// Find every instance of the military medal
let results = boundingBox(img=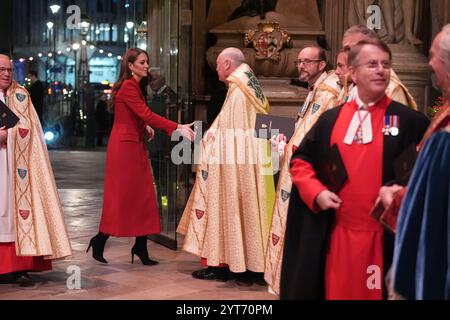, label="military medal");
[389,115,399,136]
[383,115,399,136]
[383,115,390,135]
